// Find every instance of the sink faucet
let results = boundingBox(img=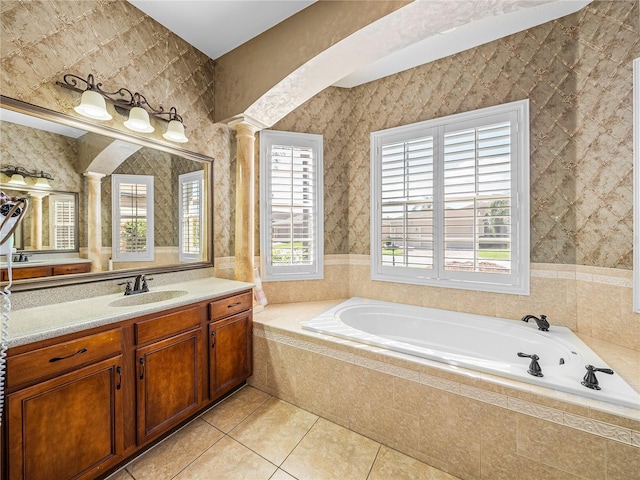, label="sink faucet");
[118,274,153,295]
[521,314,550,331]
[12,252,30,262]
